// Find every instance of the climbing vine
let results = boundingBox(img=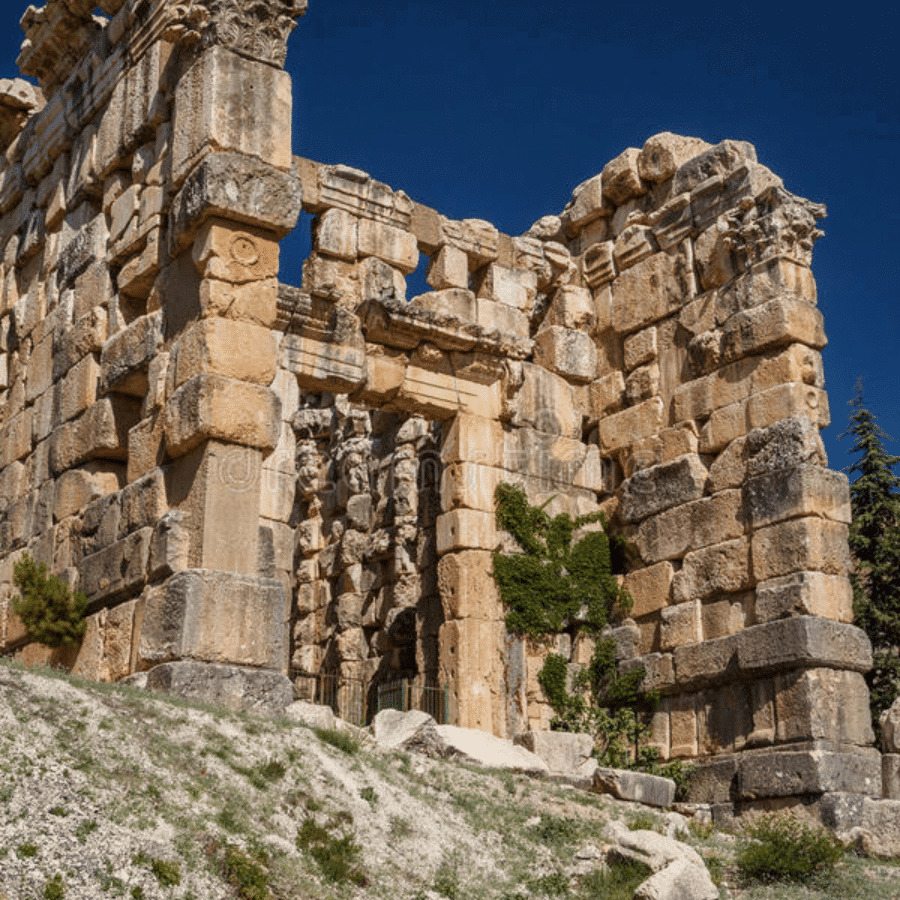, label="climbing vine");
[492,483,693,794]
